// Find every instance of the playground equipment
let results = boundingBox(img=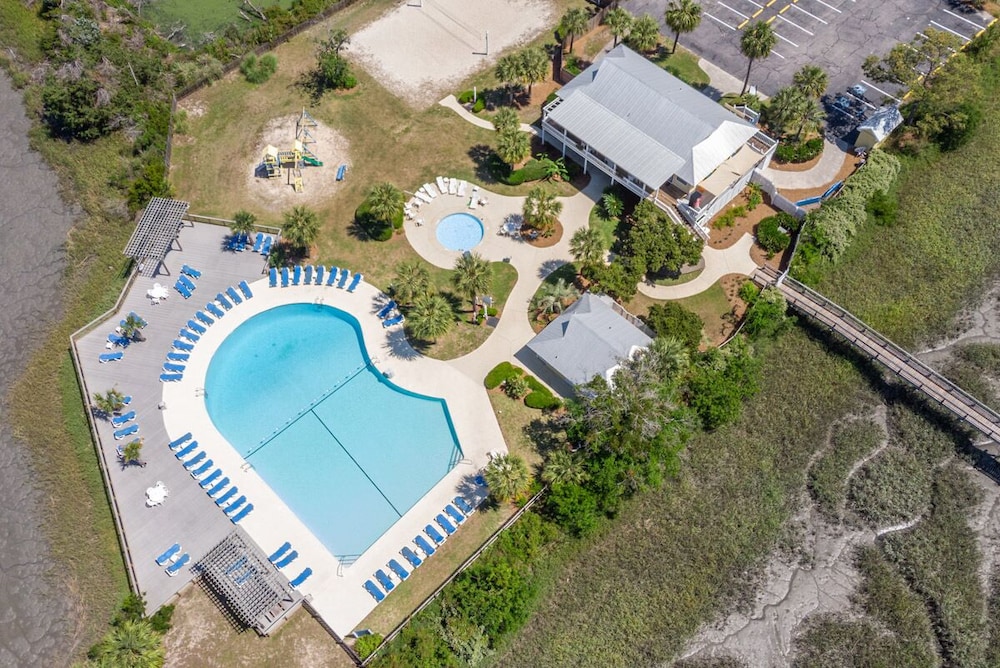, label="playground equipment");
[259,109,323,193]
